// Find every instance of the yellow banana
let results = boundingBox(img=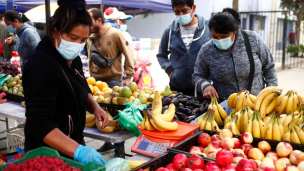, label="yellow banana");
[293,93,299,112]
[276,95,288,115]
[254,87,276,111]
[145,114,156,131]
[283,112,294,132]
[85,119,96,127]
[265,116,273,140]
[199,112,209,130]
[127,161,147,169]
[152,91,162,115]
[212,99,224,127]
[205,119,212,131]
[235,112,241,132]
[149,115,168,132]
[140,114,146,130]
[294,126,304,144]
[236,92,245,111]
[279,119,285,139]
[249,94,257,104]
[229,116,241,135]
[283,129,291,142]
[276,94,285,106]
[293,115,300,125]
[156,103,175,122]
[215,99,228,120]
[197,117,203,126]
[260,92,279,119]
[298,94,304,104]
[233,96,239,109]
[152,115,178,131]
[291,126,301,144]
[247,107,254,119]
[286,91,294,115]
[298,115,304,125]
[257,112,267,139]
[252,112,261,138]
[86,114,96,123]
[211,114,220,132]
[243,107,249,133]
[243,93,250,107]
[99,125,120,133]
[263,113,273,126]
[272,116,281,141]
[246,112,254,134]
[266,97,278,115]
[280,115,287,125]
[228,93,238,108]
